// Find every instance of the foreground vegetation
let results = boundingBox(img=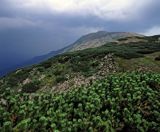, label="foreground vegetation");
[0,72,160,131]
